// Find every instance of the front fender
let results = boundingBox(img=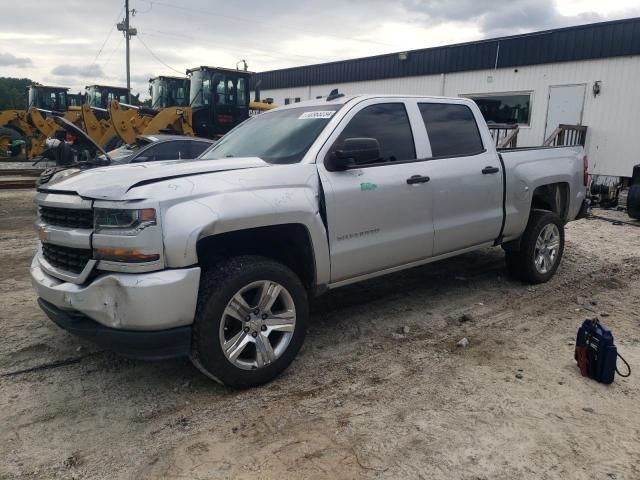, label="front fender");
[160,183,330,286]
